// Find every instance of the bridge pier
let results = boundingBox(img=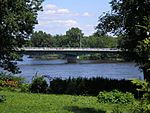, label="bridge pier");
[66,54,79,63]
